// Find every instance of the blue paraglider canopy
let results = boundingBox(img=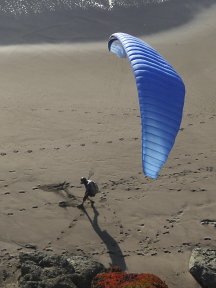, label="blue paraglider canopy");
[108,33,185,179]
